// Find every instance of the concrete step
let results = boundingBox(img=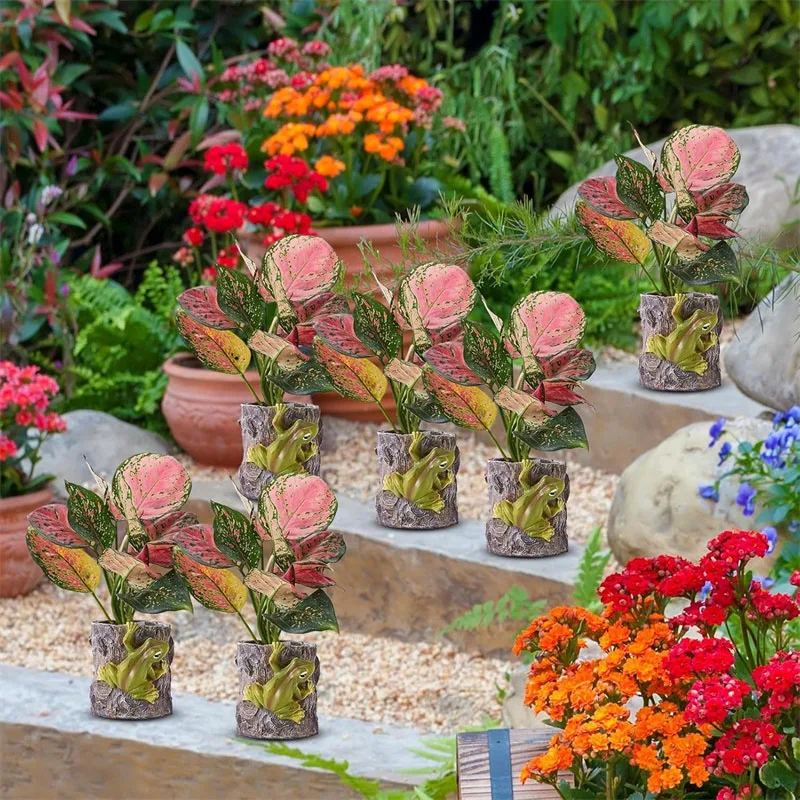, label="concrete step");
[0,665,430,800]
